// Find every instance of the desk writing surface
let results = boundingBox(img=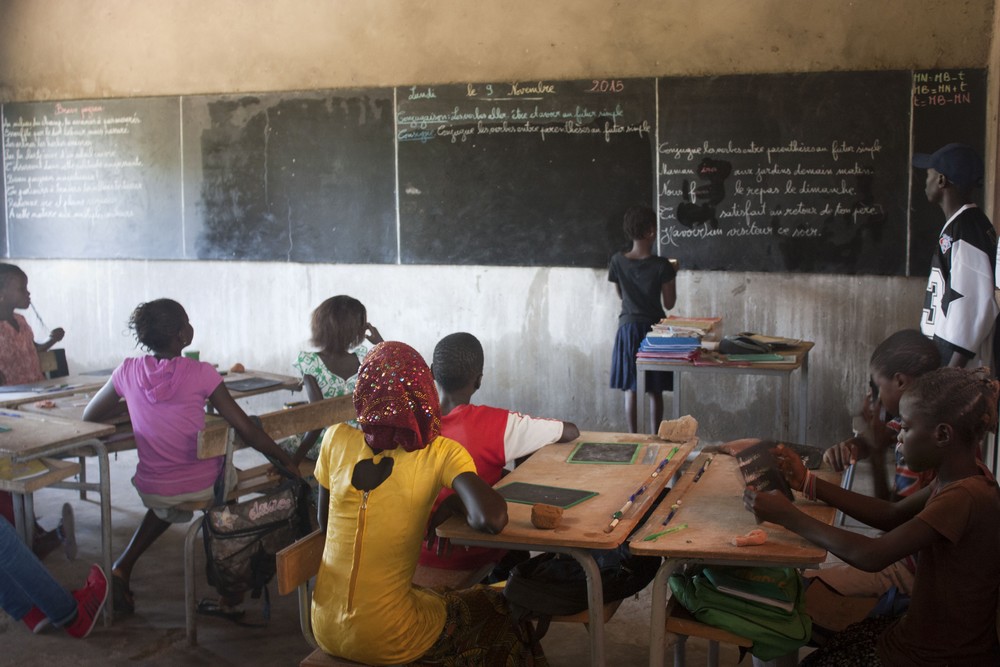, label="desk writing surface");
[0,409,115,459]
[437,432,697,551]
[630,452,836,564]
[14,392,131,426]
[0,375,111,408]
